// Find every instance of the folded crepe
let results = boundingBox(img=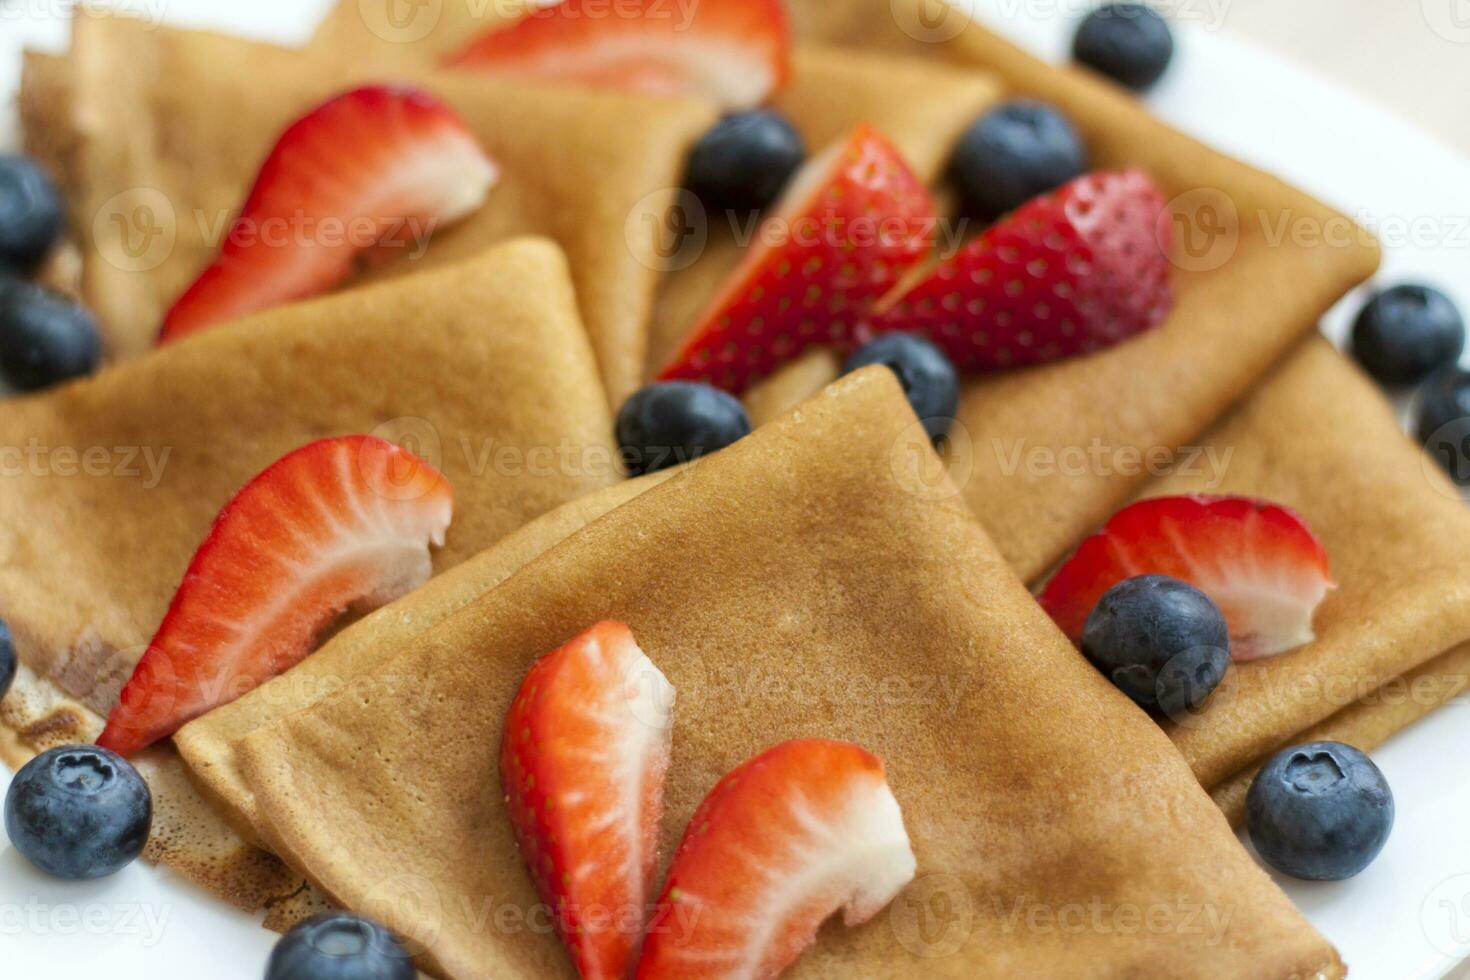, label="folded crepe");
[309,0,1380,581]
[22,11,716,405]
[1127,338,1470,824]
[175,470,675,841]
[0,237,620,912]
[238,369,1342,979]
